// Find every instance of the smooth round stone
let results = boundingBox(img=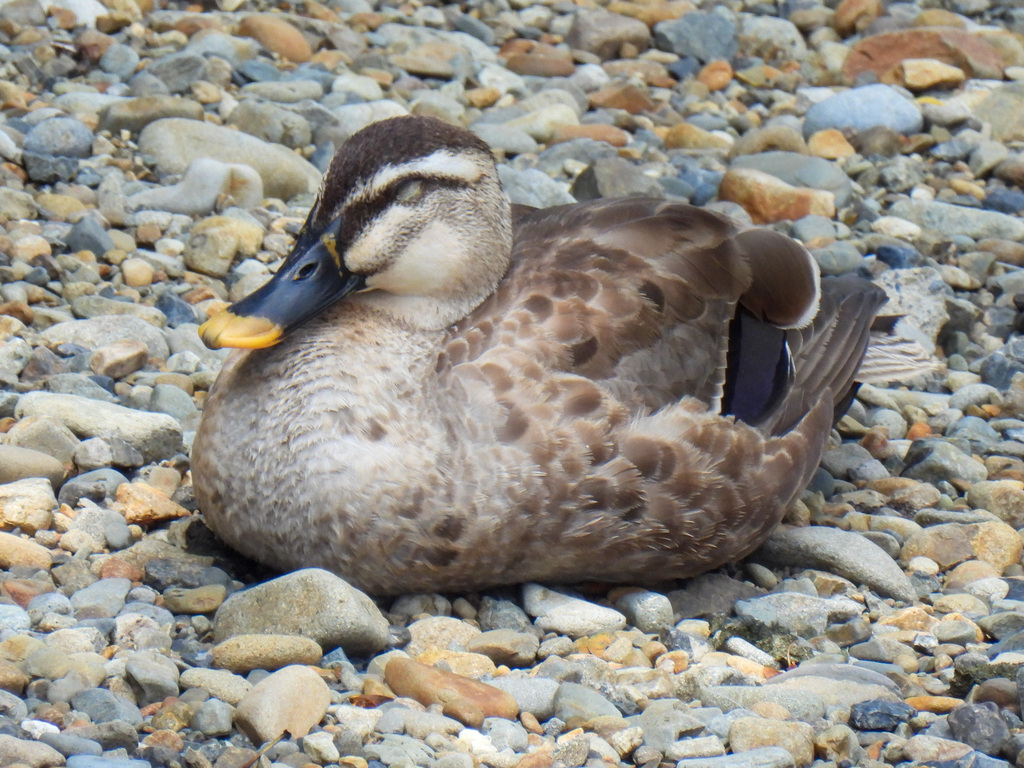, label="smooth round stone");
[0,445,64,488]
[806,84,923,139]
[23,117,94,158]
[233,665,330,744]
[99,44,140,78]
